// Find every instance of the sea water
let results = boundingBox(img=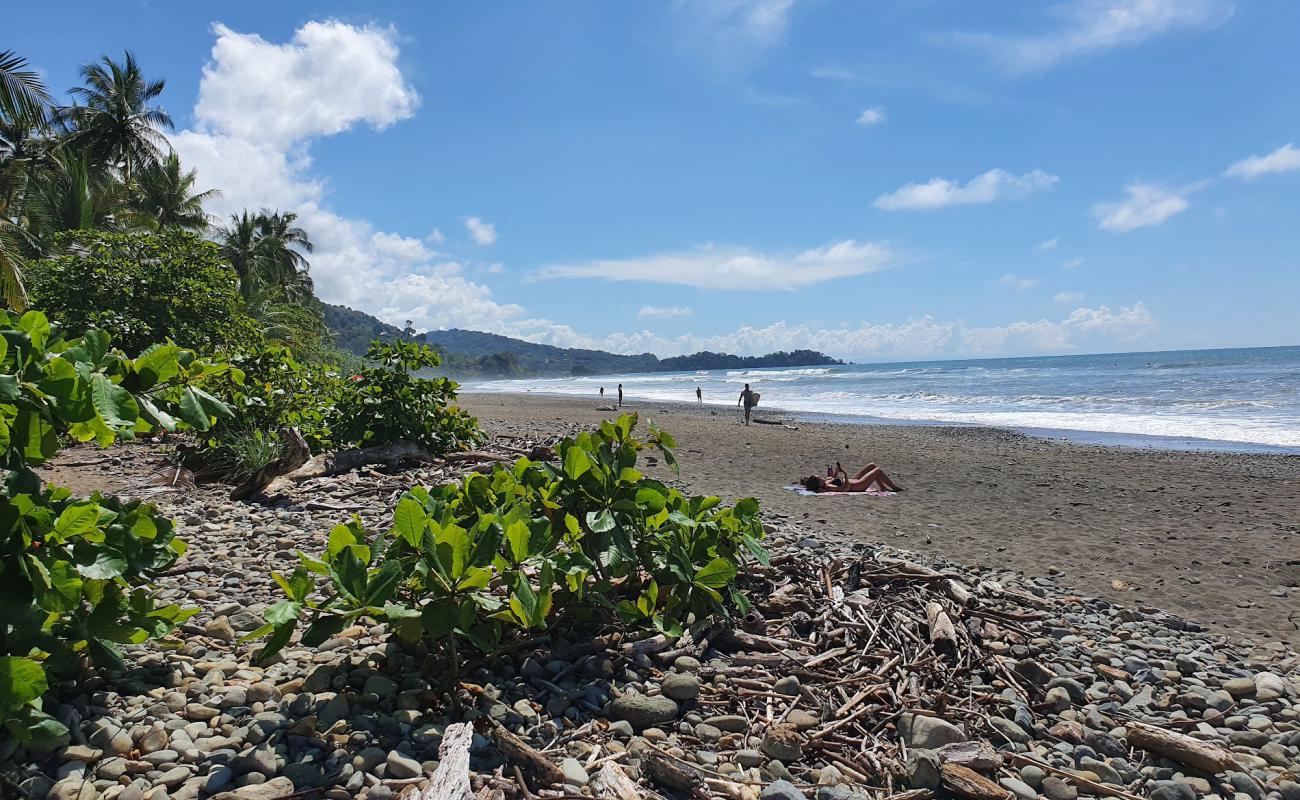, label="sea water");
[463,346,1300,452]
